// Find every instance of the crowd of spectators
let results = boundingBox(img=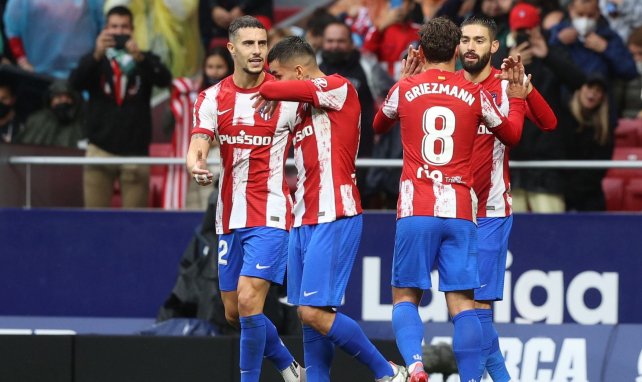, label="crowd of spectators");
[1,0,641,212]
